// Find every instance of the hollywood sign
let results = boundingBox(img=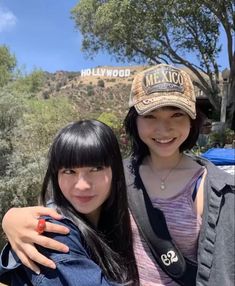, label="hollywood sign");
[81,68,131,78]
